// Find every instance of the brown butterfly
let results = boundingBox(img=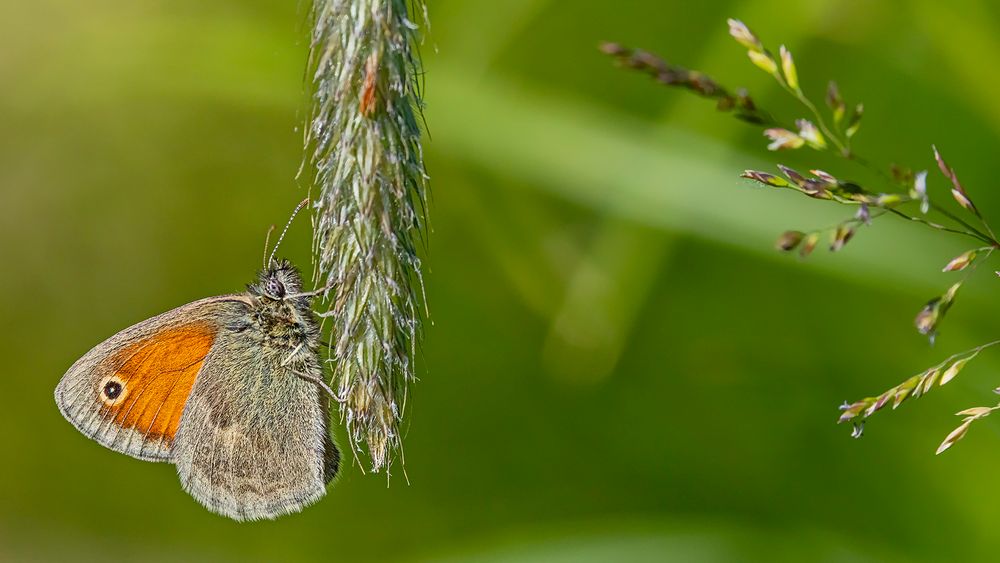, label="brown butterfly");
[55,255,340,522]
